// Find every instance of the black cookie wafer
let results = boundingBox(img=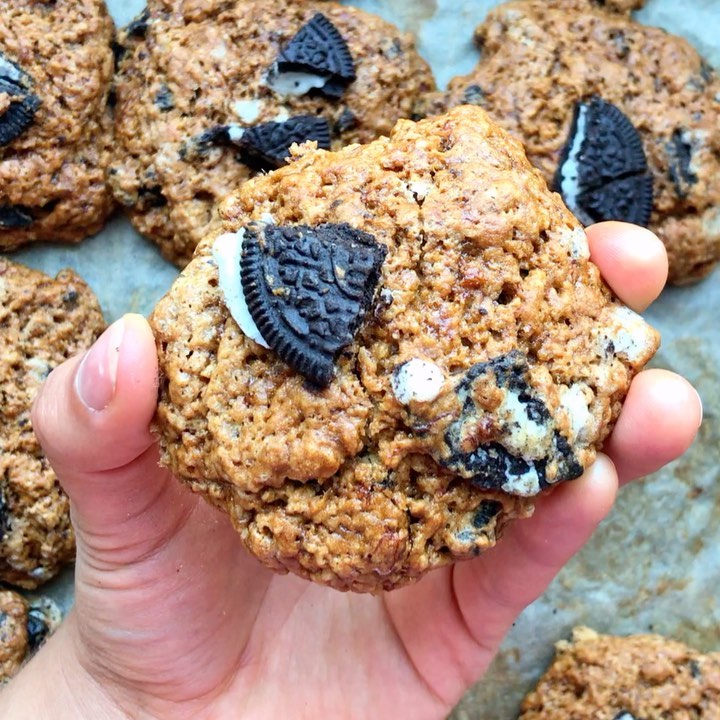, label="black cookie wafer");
[274,13,356,99]
[0,205,33,229]
[555,96,653,227]
[240,222,387,387]
[440,351,583,496]
[239,116,332,170]
[0,52,41,147]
